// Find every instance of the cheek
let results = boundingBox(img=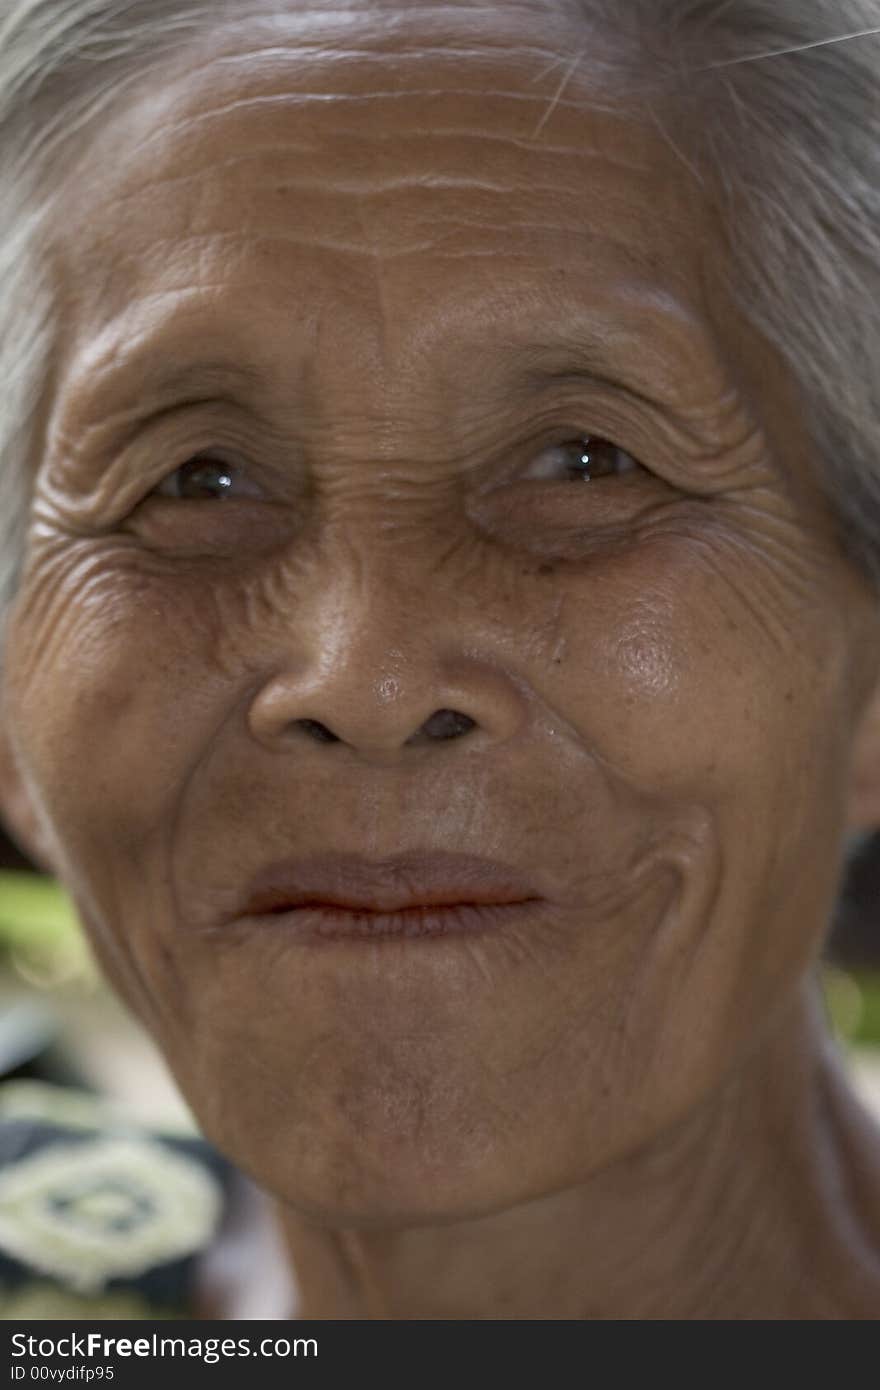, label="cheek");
[3,542,278,1042]
[547,533,855,1000]
[1,547,233,890]
[579,534,855,966]
[551,536,844,809]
